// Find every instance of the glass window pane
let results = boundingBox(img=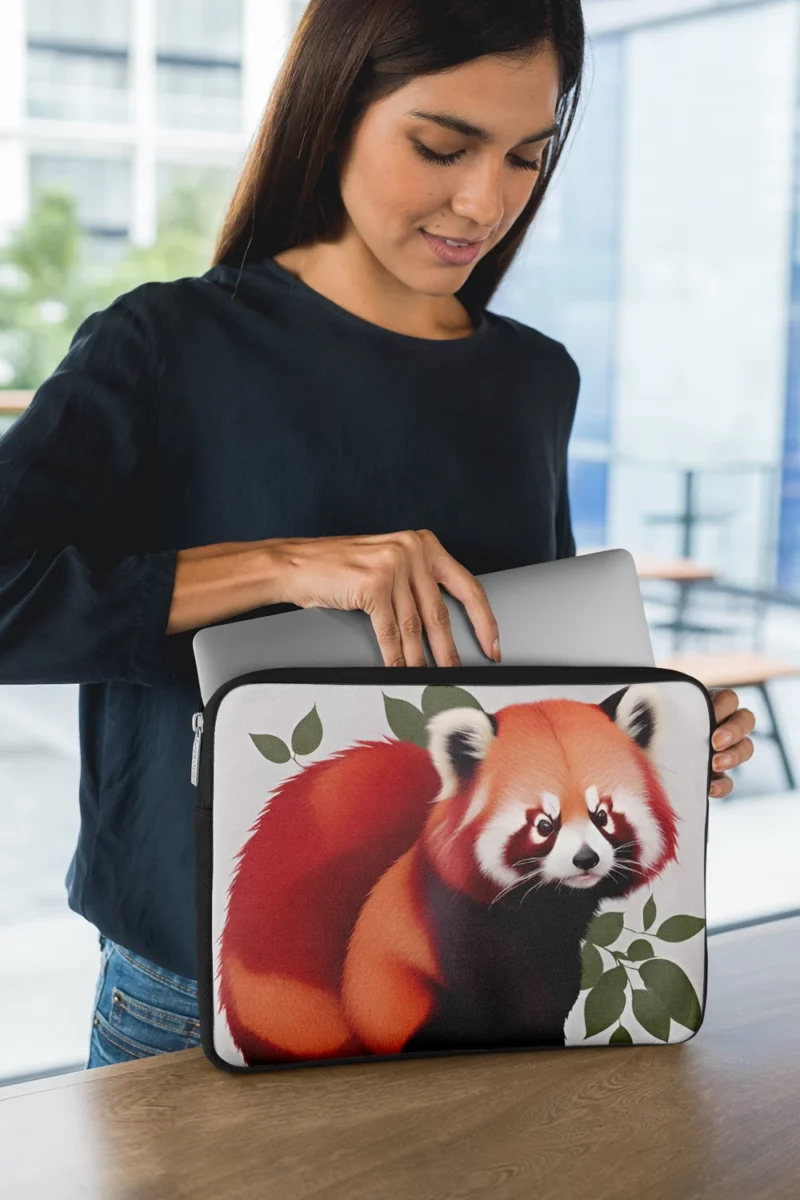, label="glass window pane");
[29,155,131,236]
[156,62,241,131]
[27,0,130,49]
[27,47,130,122]
[156,0,241,59]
